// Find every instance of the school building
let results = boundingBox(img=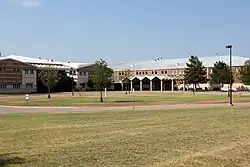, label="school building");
[0,54,249,93]
[110,55,249,91]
